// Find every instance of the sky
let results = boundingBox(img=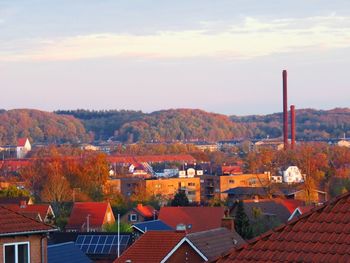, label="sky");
[1,0,350,115]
